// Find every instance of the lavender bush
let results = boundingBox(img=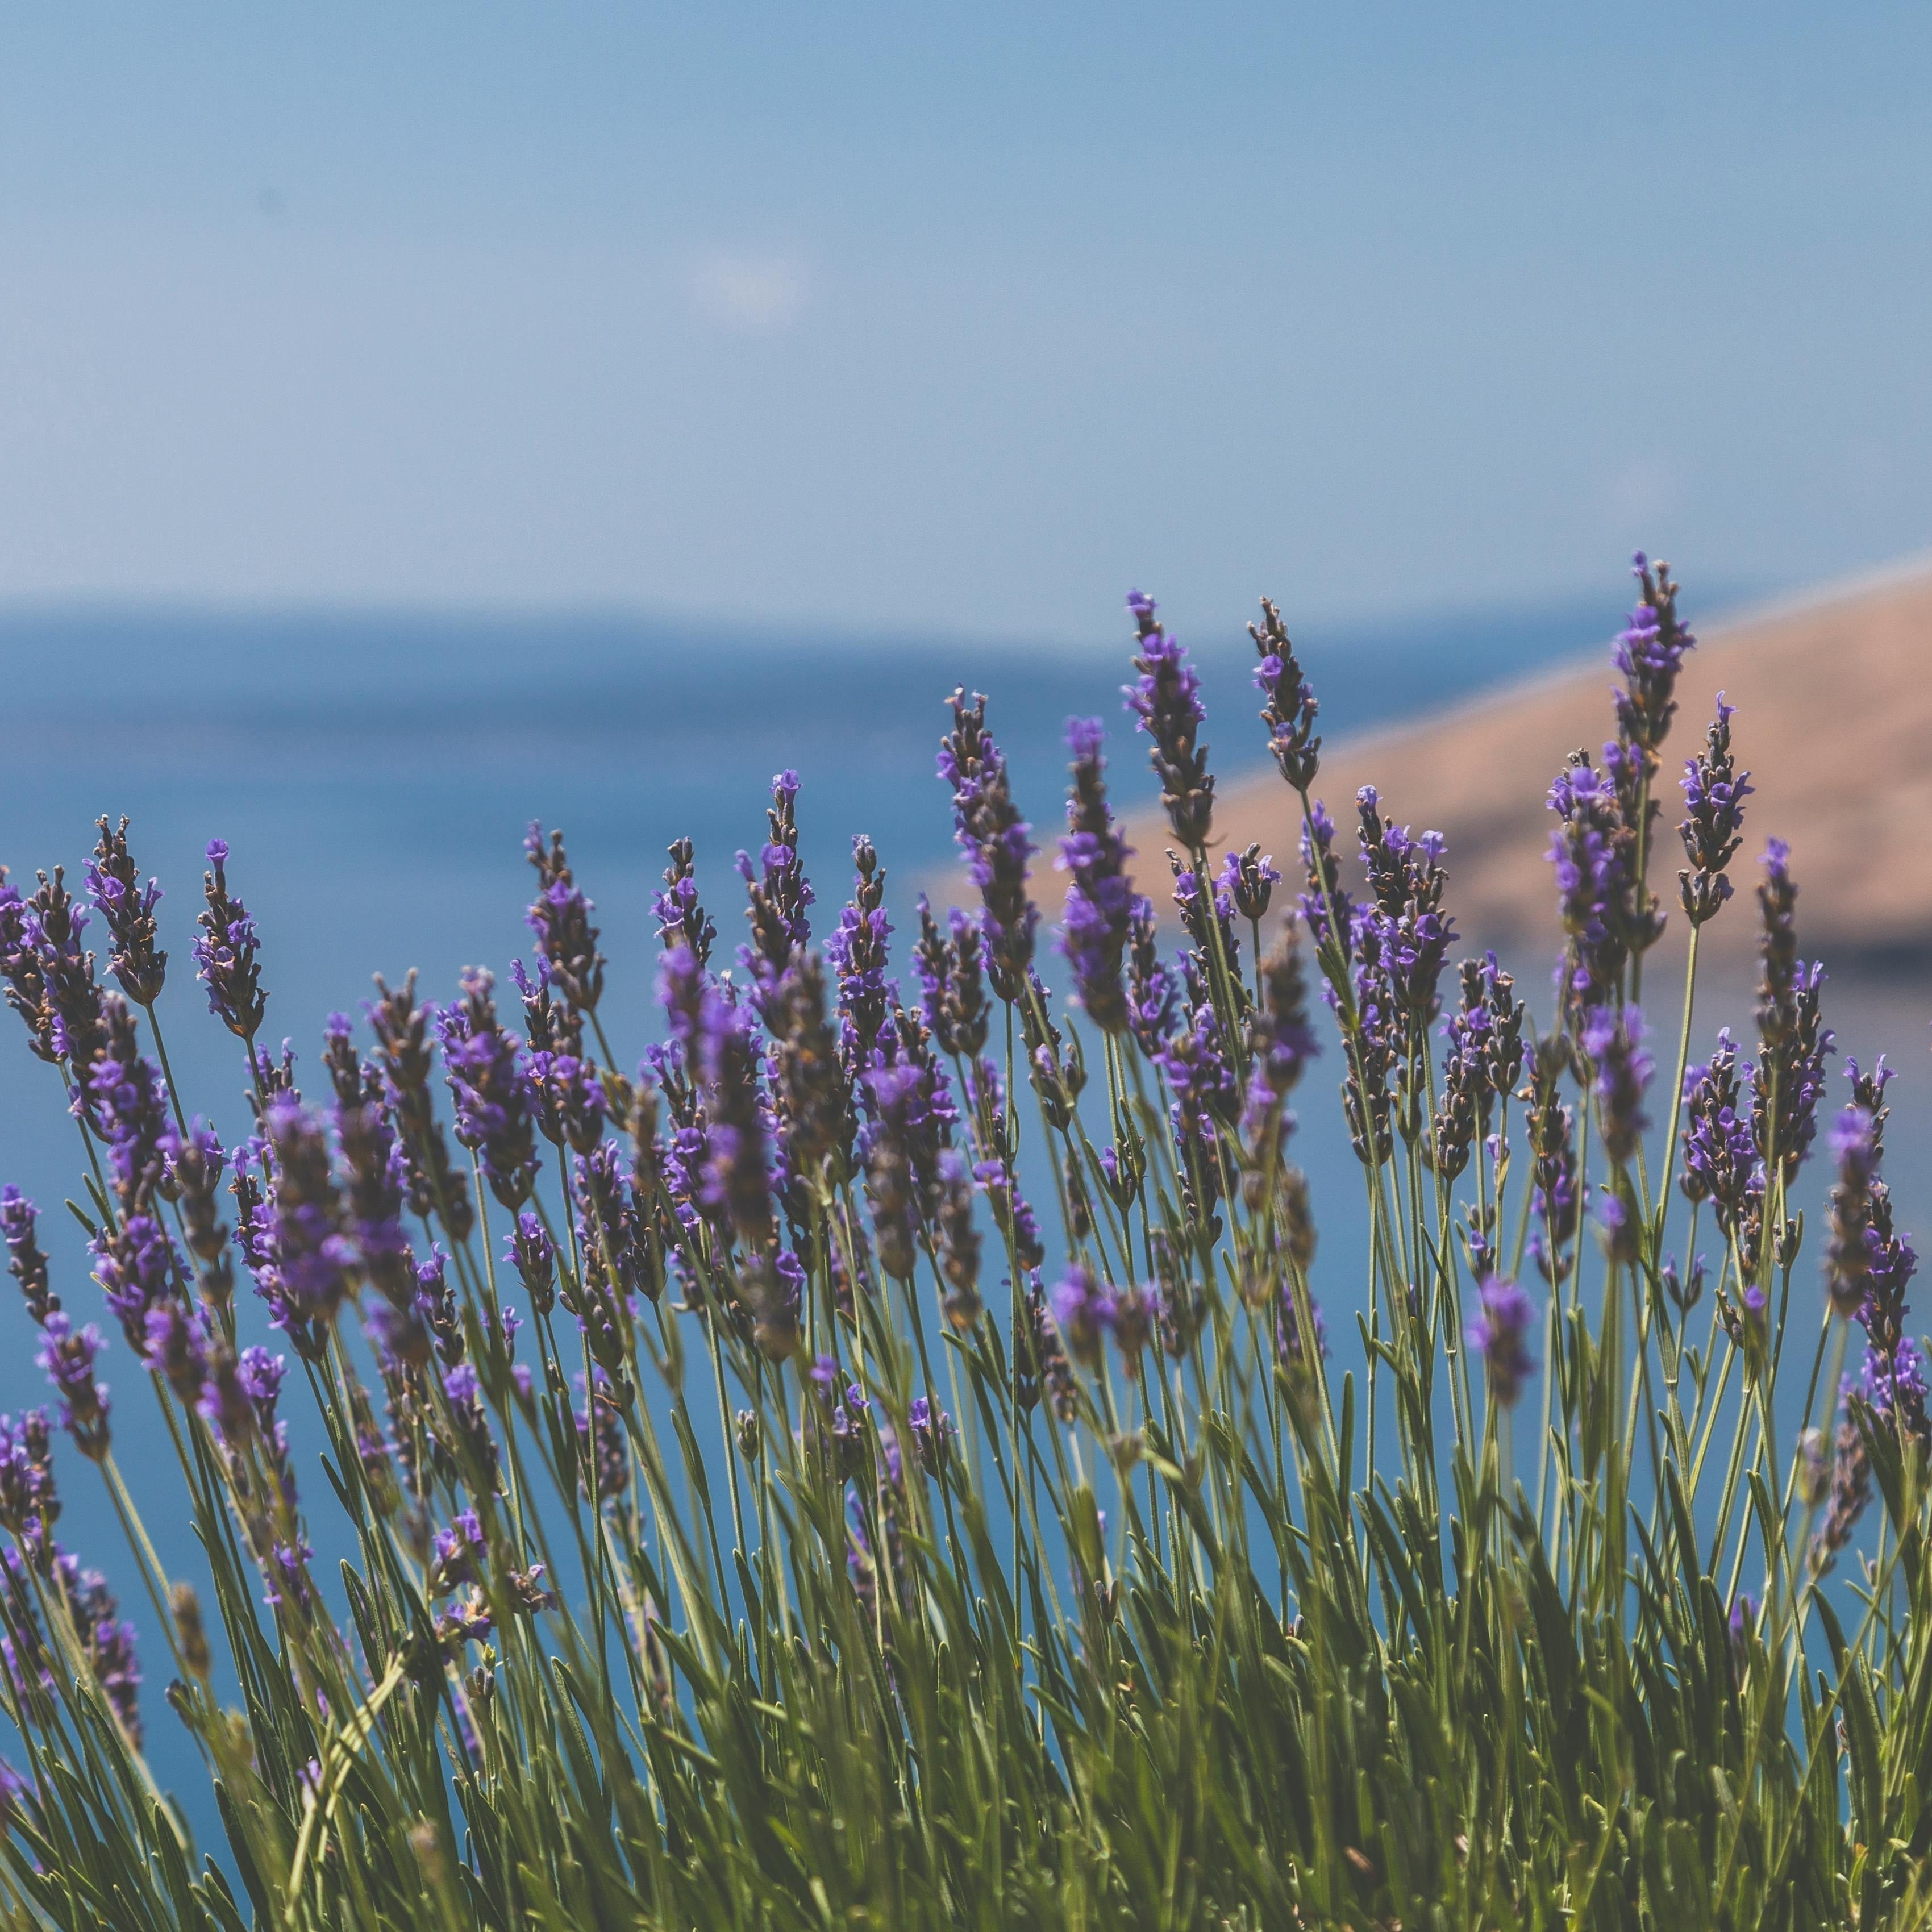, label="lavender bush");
[0,554,1921,1927]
